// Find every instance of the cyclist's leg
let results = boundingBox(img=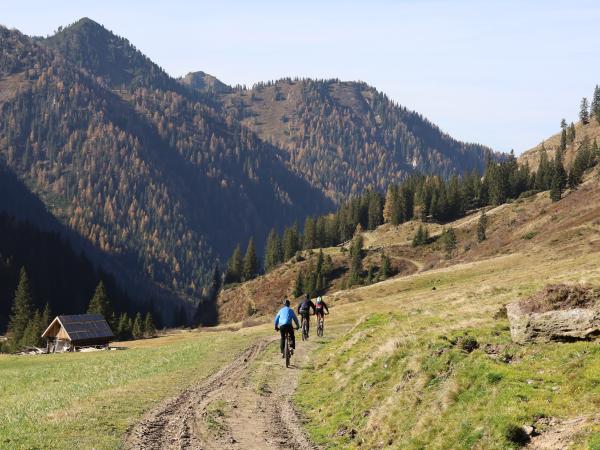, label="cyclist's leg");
[290,326,296,350]
[279,325,287,355]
